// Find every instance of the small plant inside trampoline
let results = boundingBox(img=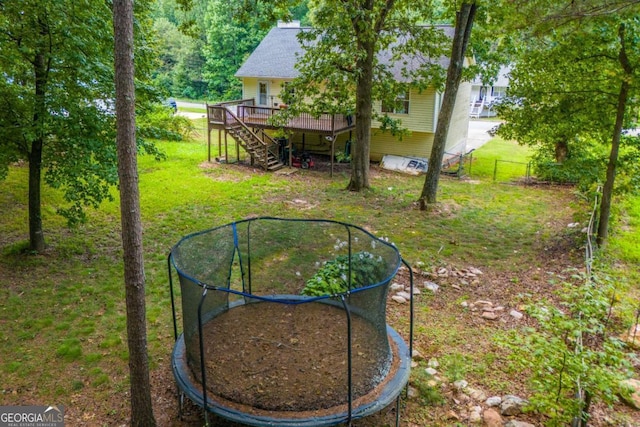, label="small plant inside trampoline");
[301,250,387,296]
